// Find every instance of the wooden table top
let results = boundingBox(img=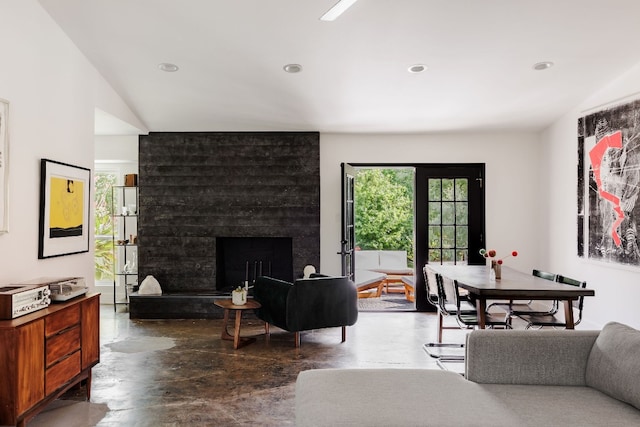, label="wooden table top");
[0,292,101,329]
[426,265,594,299]
[214,299,261,310]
